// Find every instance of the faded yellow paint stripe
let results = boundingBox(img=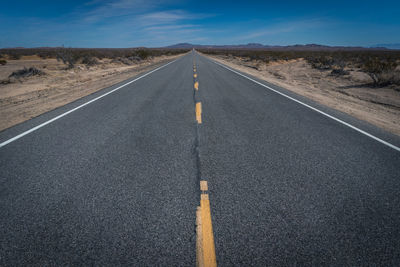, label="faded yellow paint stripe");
[200,194,217,267]
[196,181,217,267]
[194,73,198,78]
[196,102,202,124]
[196,206,204,267]
[194,81,199,91]
[200,180,208,191]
